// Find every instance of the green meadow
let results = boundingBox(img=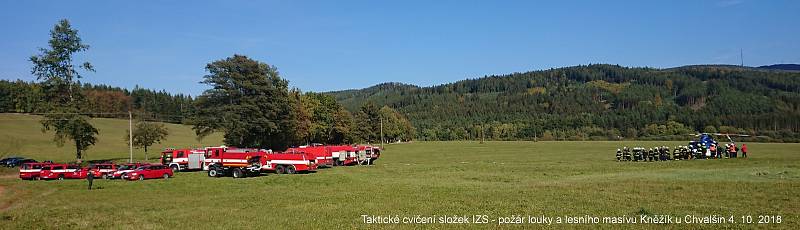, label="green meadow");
[0,114,798,229]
